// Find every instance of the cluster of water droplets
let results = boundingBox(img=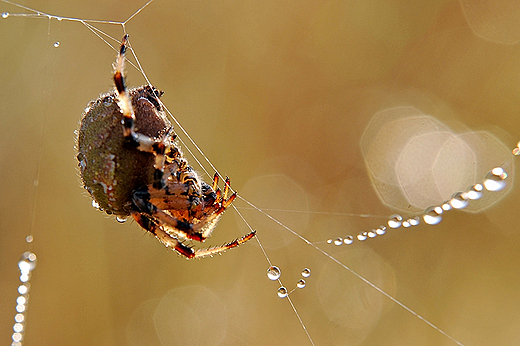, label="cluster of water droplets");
[267,266,311,298]
[327,166,509,246]
[12,251,37,346]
